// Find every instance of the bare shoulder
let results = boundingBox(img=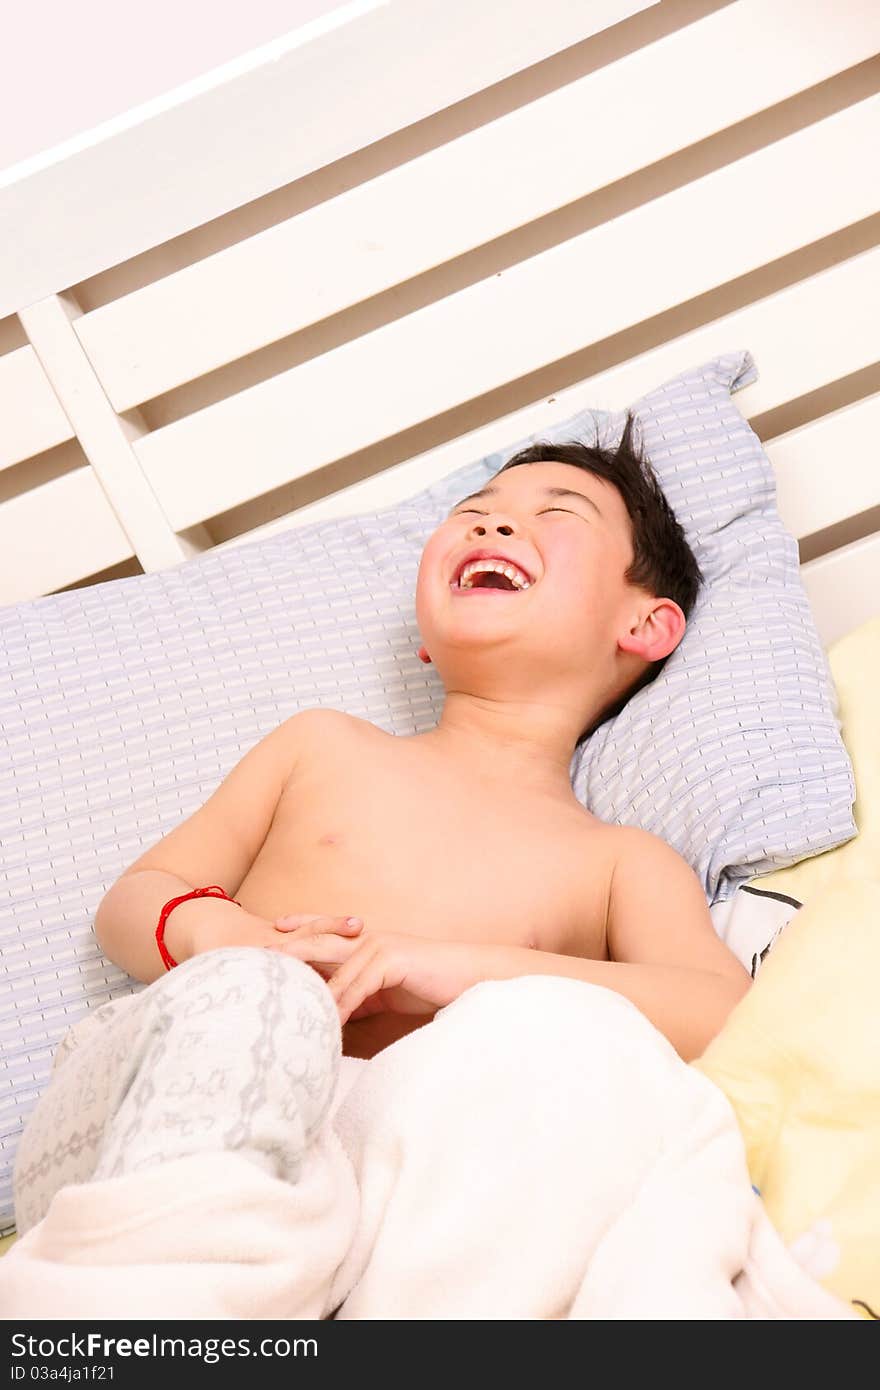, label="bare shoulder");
[577,819,683,880]
[287,705,353,726]
[284,705,371,739]
[281,706,381,765]
[604,823,691,872]
[603,822,708,910]
[599,822,749,983]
